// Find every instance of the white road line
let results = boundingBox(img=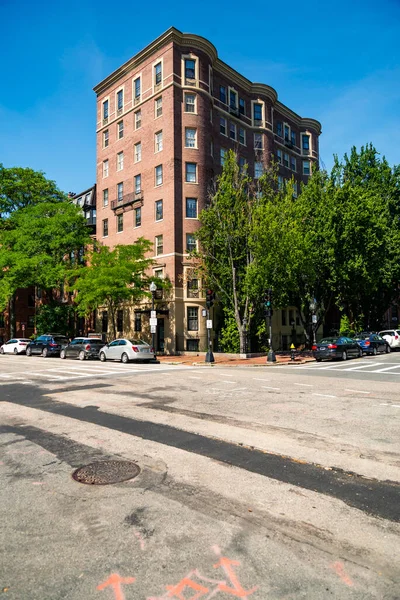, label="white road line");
[220,381,236,384]
[380,403,400,408]
[313,393,337,398]
[262,386,281,390]
[345,389,371,394]
[294,383,313,387]
[337,362,385,371]
[253,378,277,382]
[316,363,350,370]
[368,365,400,373]
[0,374,13,378]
